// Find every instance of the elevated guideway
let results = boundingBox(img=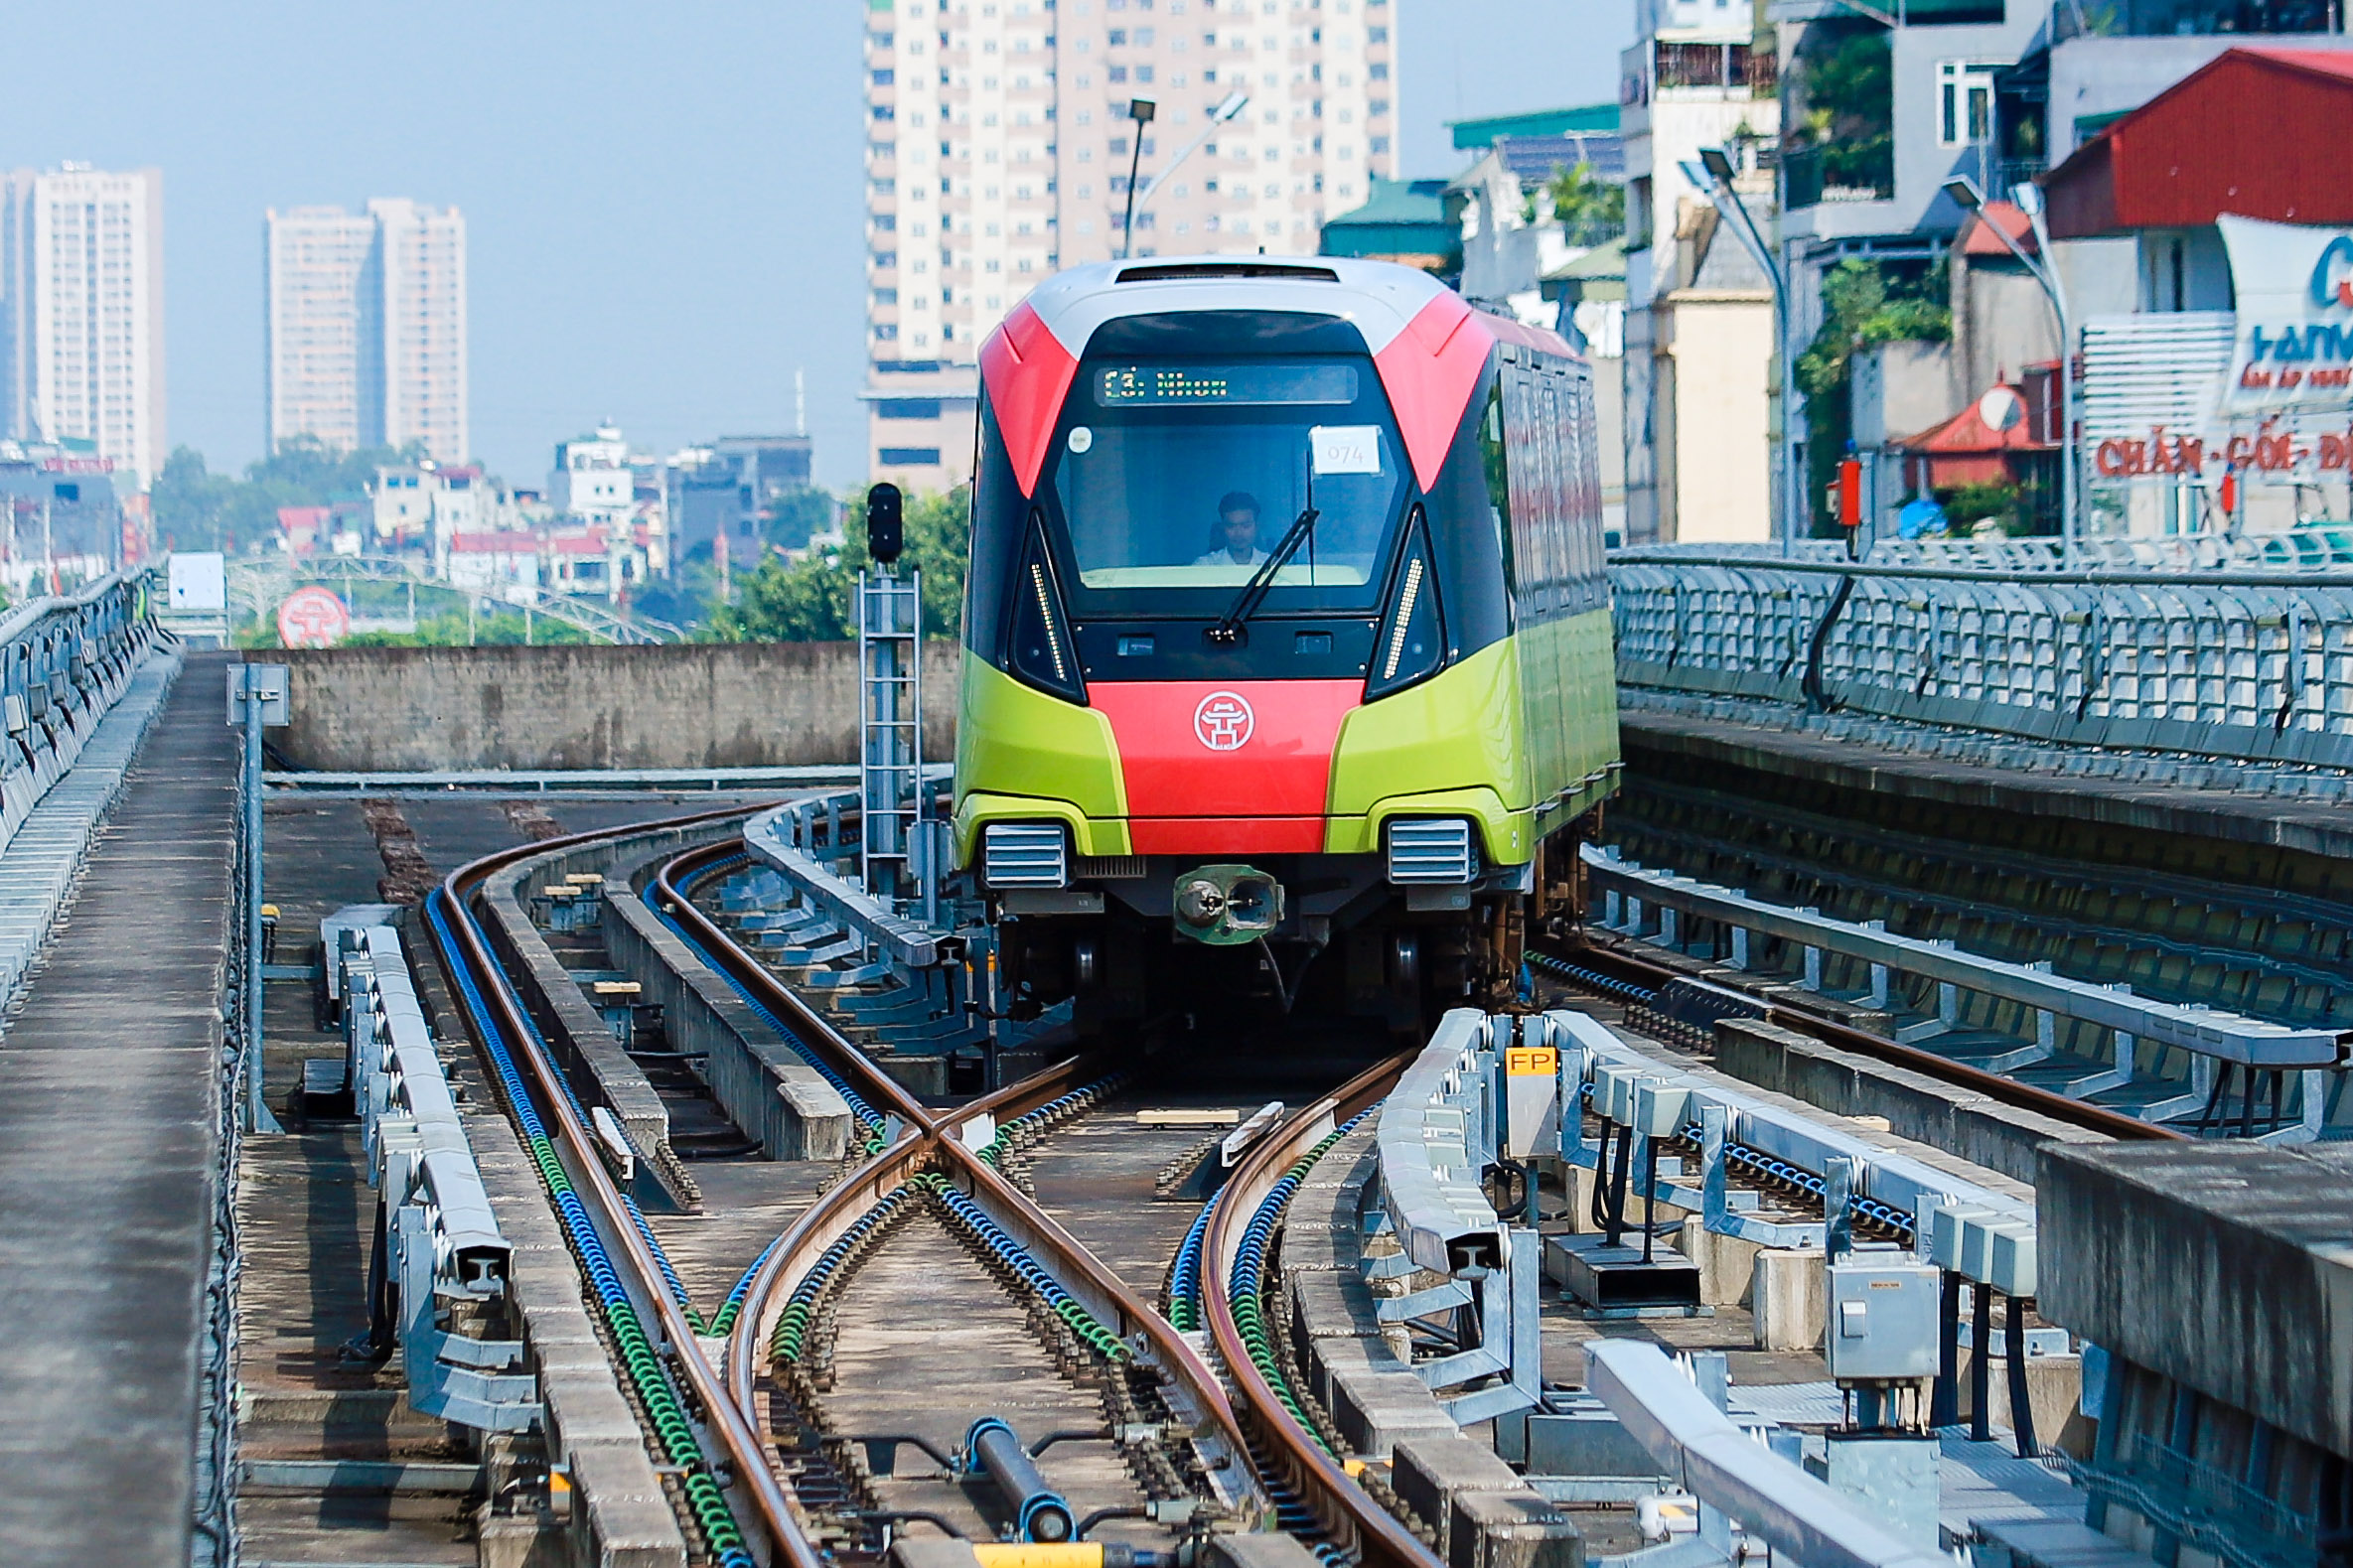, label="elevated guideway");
[0,644,238,1566]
